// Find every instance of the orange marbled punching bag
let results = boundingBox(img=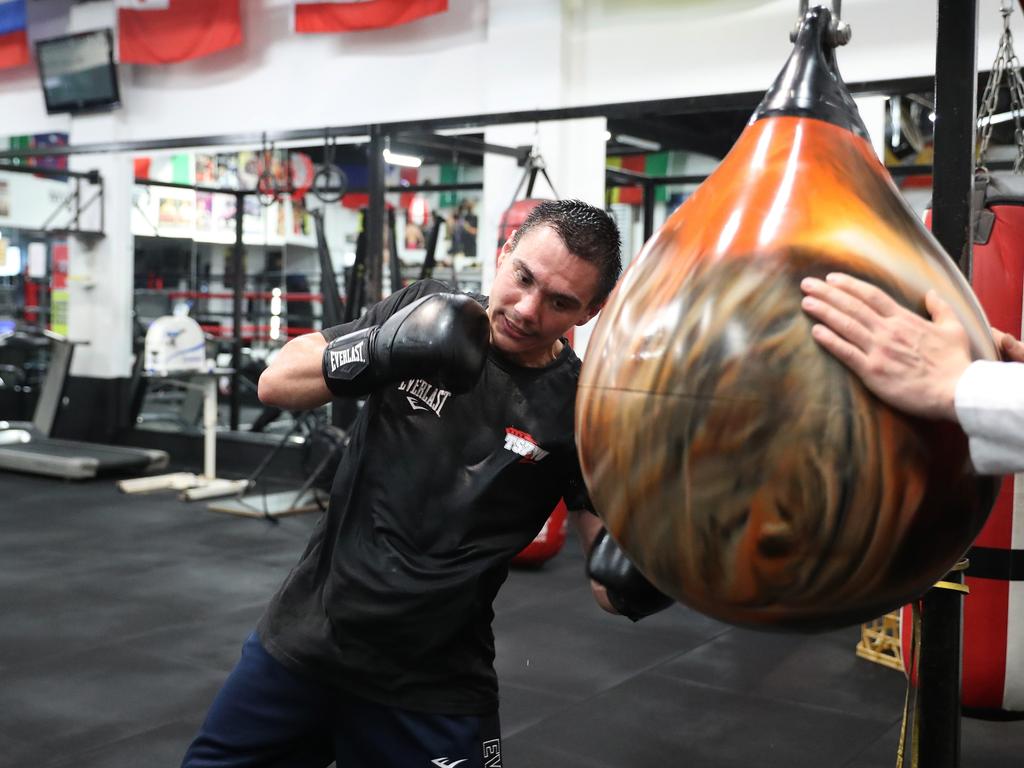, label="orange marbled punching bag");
[575,6,1000,631]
